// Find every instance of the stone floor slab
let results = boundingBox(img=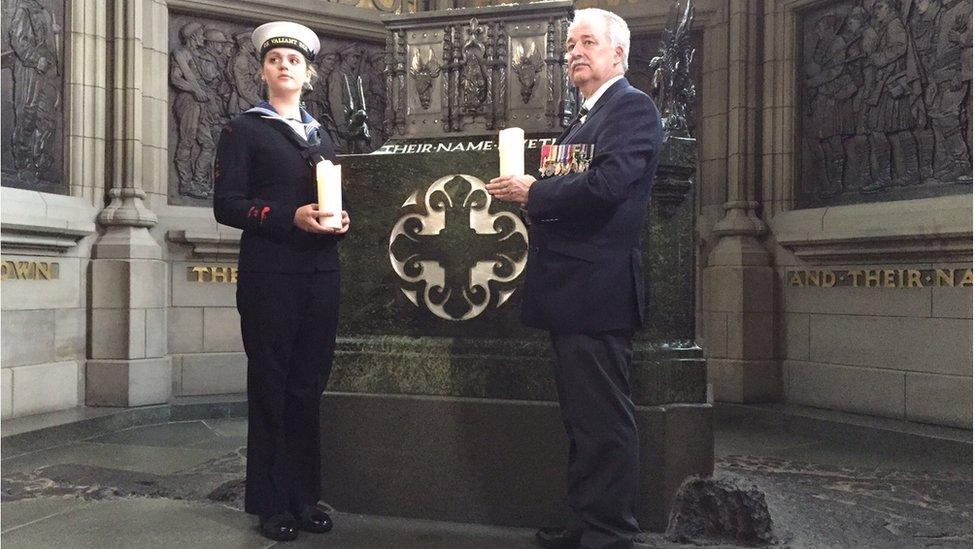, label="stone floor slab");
[0,402,970,548]
[187,435,247,453]
[0,498,272,549]
[769,439,971,475]
[714,425,822,456]
[0,498,93,534]
[86,421,220,448]
[202,418,247,438]
[289,512,538,549]
[2,442,231,476]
